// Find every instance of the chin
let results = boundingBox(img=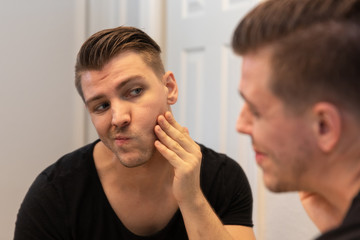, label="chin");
[115,149,155,168]
[121,160,148,168]
[263,175,293,193]
[116,154,148,168]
